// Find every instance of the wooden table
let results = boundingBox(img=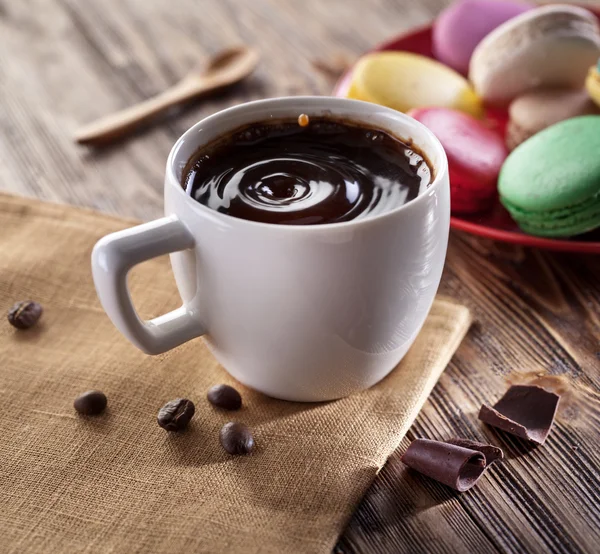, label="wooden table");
[2,1,599,552]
